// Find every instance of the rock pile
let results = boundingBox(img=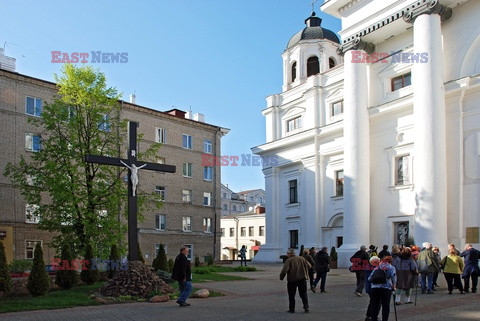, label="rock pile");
[100,261,174,298]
